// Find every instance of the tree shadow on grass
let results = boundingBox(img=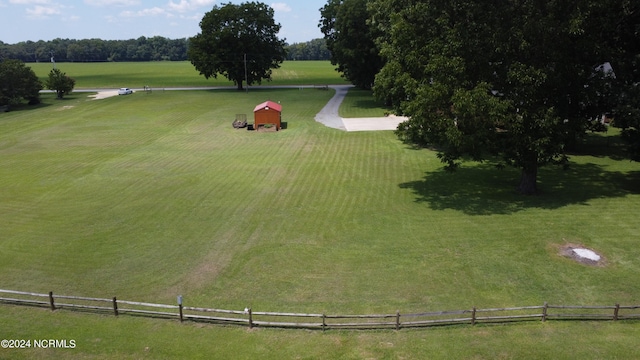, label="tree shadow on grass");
[569,132,629,161]
[350,99,391,112]
[204,87,305,95]
[399,163,640,215]
[1,99,55,114]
